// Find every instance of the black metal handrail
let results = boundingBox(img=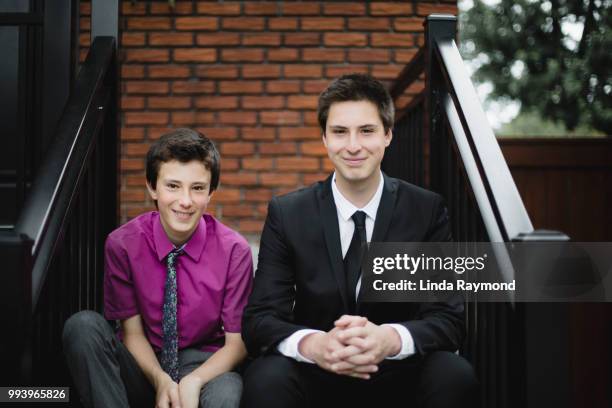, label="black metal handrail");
[0,36,118,385]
